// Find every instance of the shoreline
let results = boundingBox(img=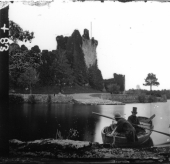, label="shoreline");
[70,93,125,105]
[4,138,170,163]
[9,92,167,105]
[9,93,125,105]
